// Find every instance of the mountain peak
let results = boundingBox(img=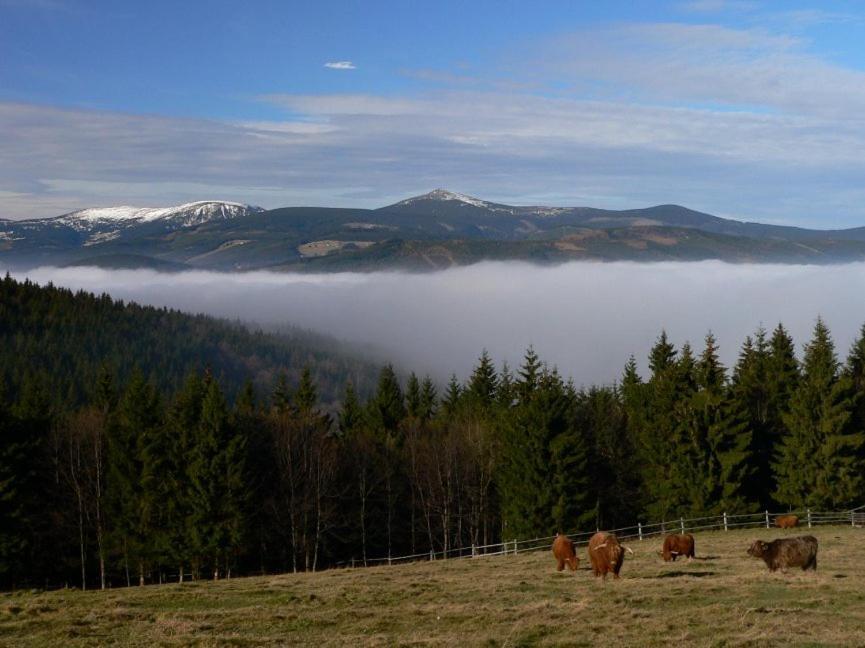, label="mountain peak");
[393,189,492,208]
